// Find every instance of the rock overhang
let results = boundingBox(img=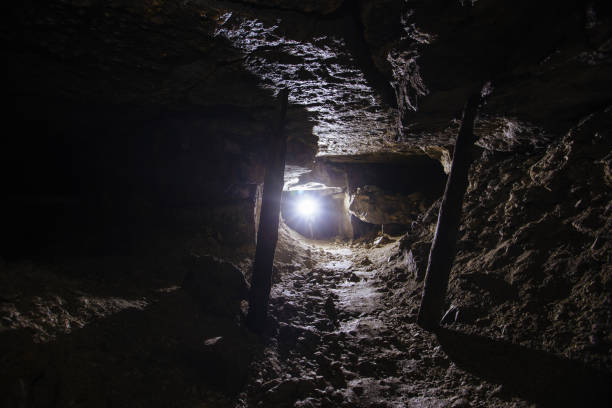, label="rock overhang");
[3,0,611,178]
